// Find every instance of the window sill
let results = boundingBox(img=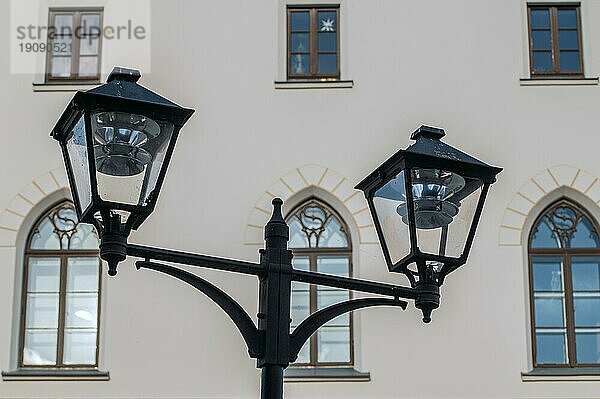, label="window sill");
[522,368,600,382]
[520,77,599,86]
[284,367,370,382]
[274,80,354,90]
[2,369,110,381]
[32,82,100,92]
